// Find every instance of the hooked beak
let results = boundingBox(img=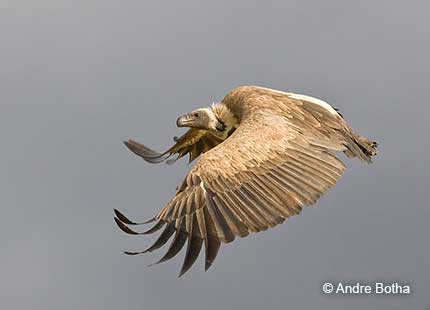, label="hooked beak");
[176,114,193,127]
